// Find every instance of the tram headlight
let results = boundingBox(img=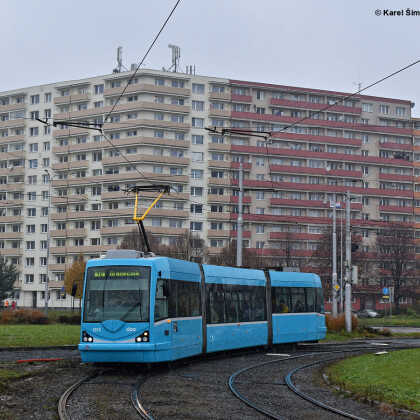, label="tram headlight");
[82,331,94,343]
[135,331,149,343]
